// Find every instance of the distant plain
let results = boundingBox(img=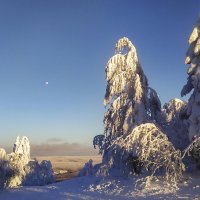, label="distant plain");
[36,156,102,181]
